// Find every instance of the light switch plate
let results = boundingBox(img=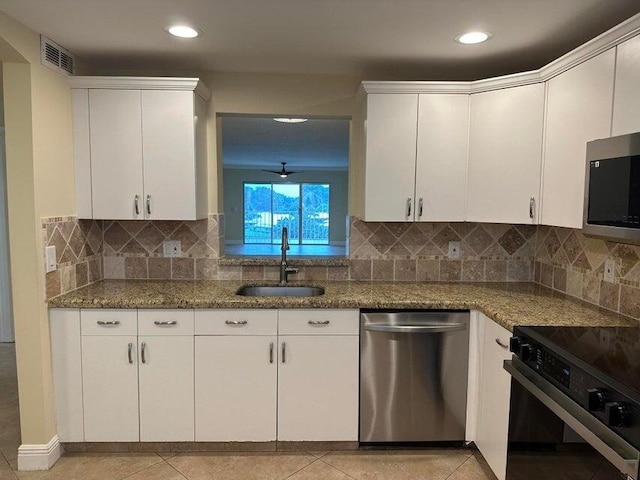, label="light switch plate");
[448,241,460,260]
[604,259,616,283]
[45,246,56,273]
[163,240,181,258]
